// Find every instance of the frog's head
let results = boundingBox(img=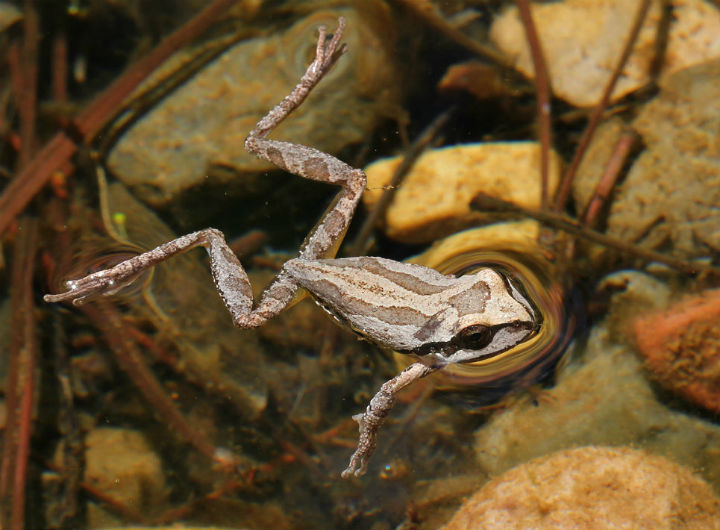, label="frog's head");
[420,268,539,365]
